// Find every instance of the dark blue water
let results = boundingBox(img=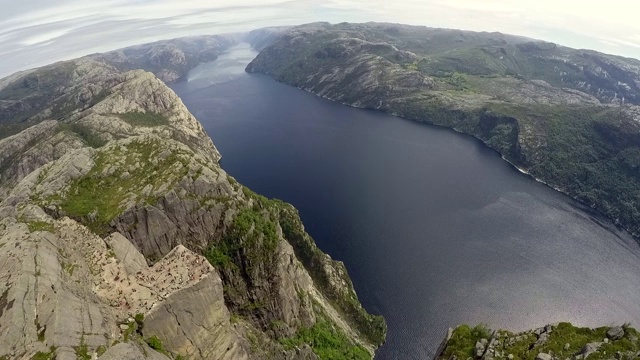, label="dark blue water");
[172,44,640,360]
